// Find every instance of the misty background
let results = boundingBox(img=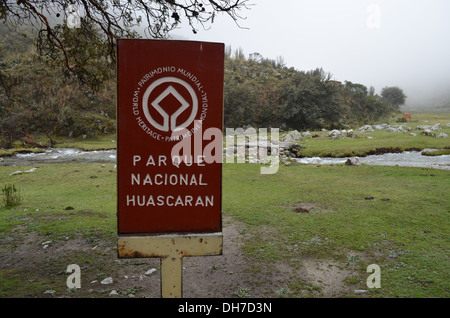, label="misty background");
[171,0,450,111]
